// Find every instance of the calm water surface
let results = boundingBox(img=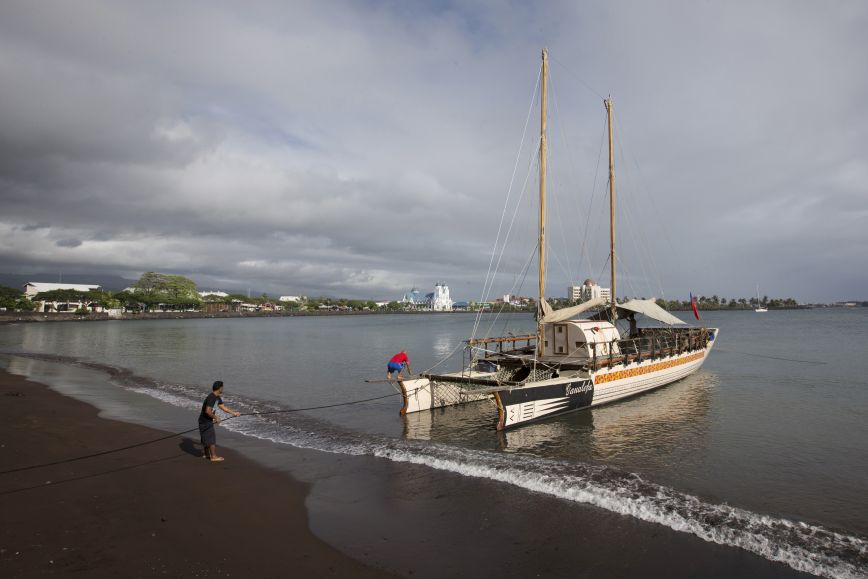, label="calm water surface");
[1,308,866,577]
